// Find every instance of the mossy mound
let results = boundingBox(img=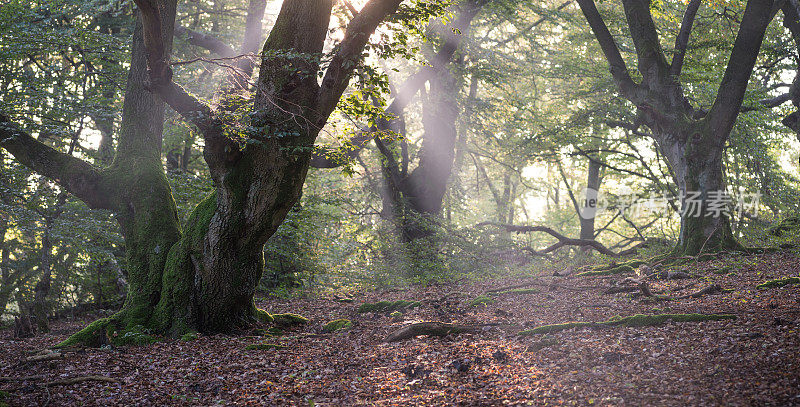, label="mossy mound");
[518,313,736,336]
[272,313,309,327]
[180,332,199,342]
[357,300,421,313]
[756,276,800,289]
[323,319,352,333]
[469,296,496,306]
[244,343,286,351]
